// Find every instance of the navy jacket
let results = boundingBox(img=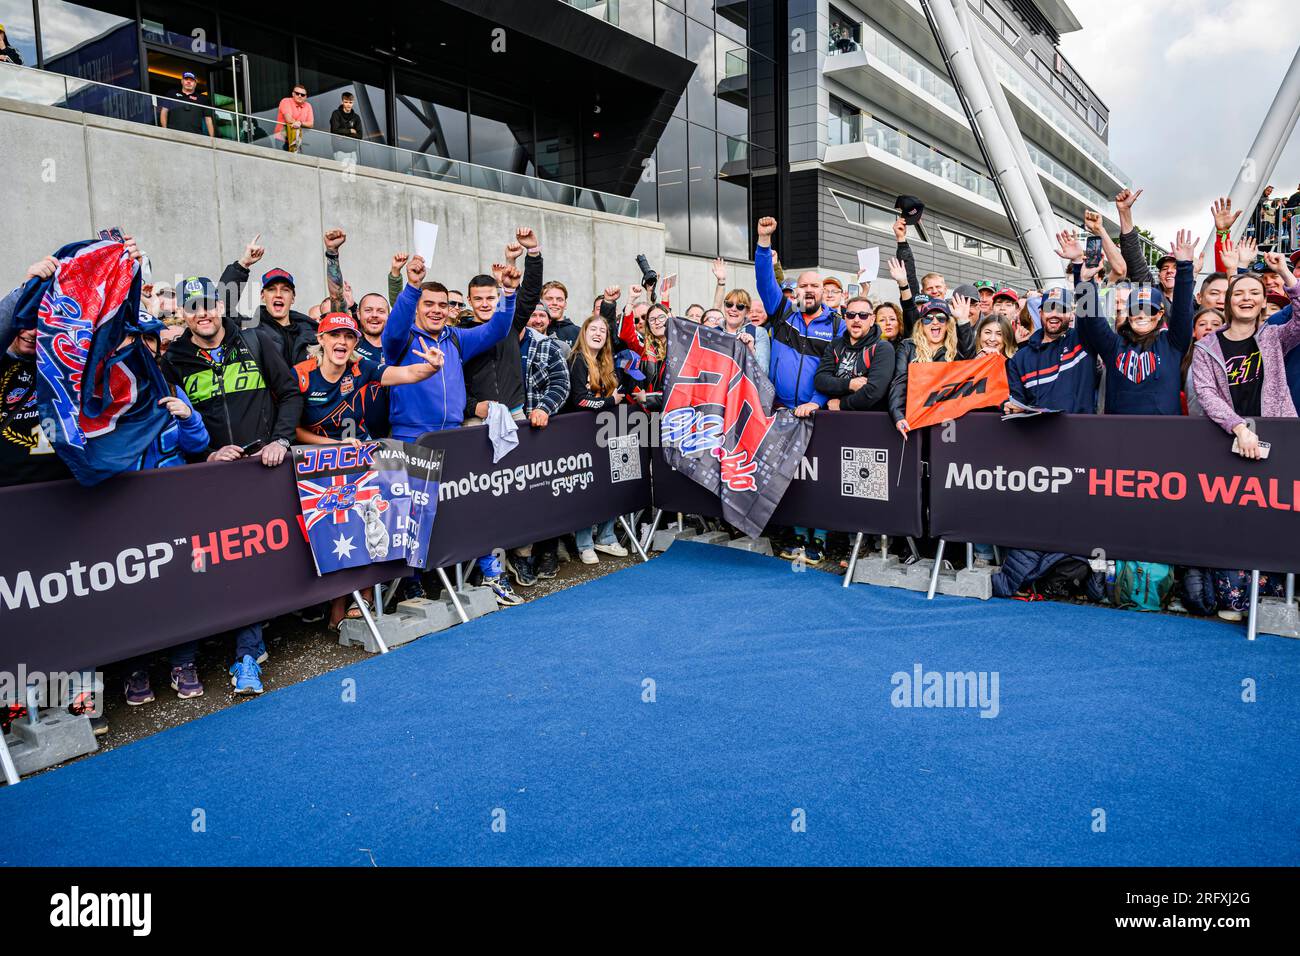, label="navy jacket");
[1006,326,1096,413]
